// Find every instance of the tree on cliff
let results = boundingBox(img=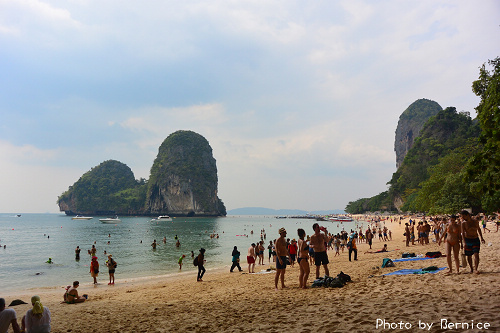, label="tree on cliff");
[466,57,500,212]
